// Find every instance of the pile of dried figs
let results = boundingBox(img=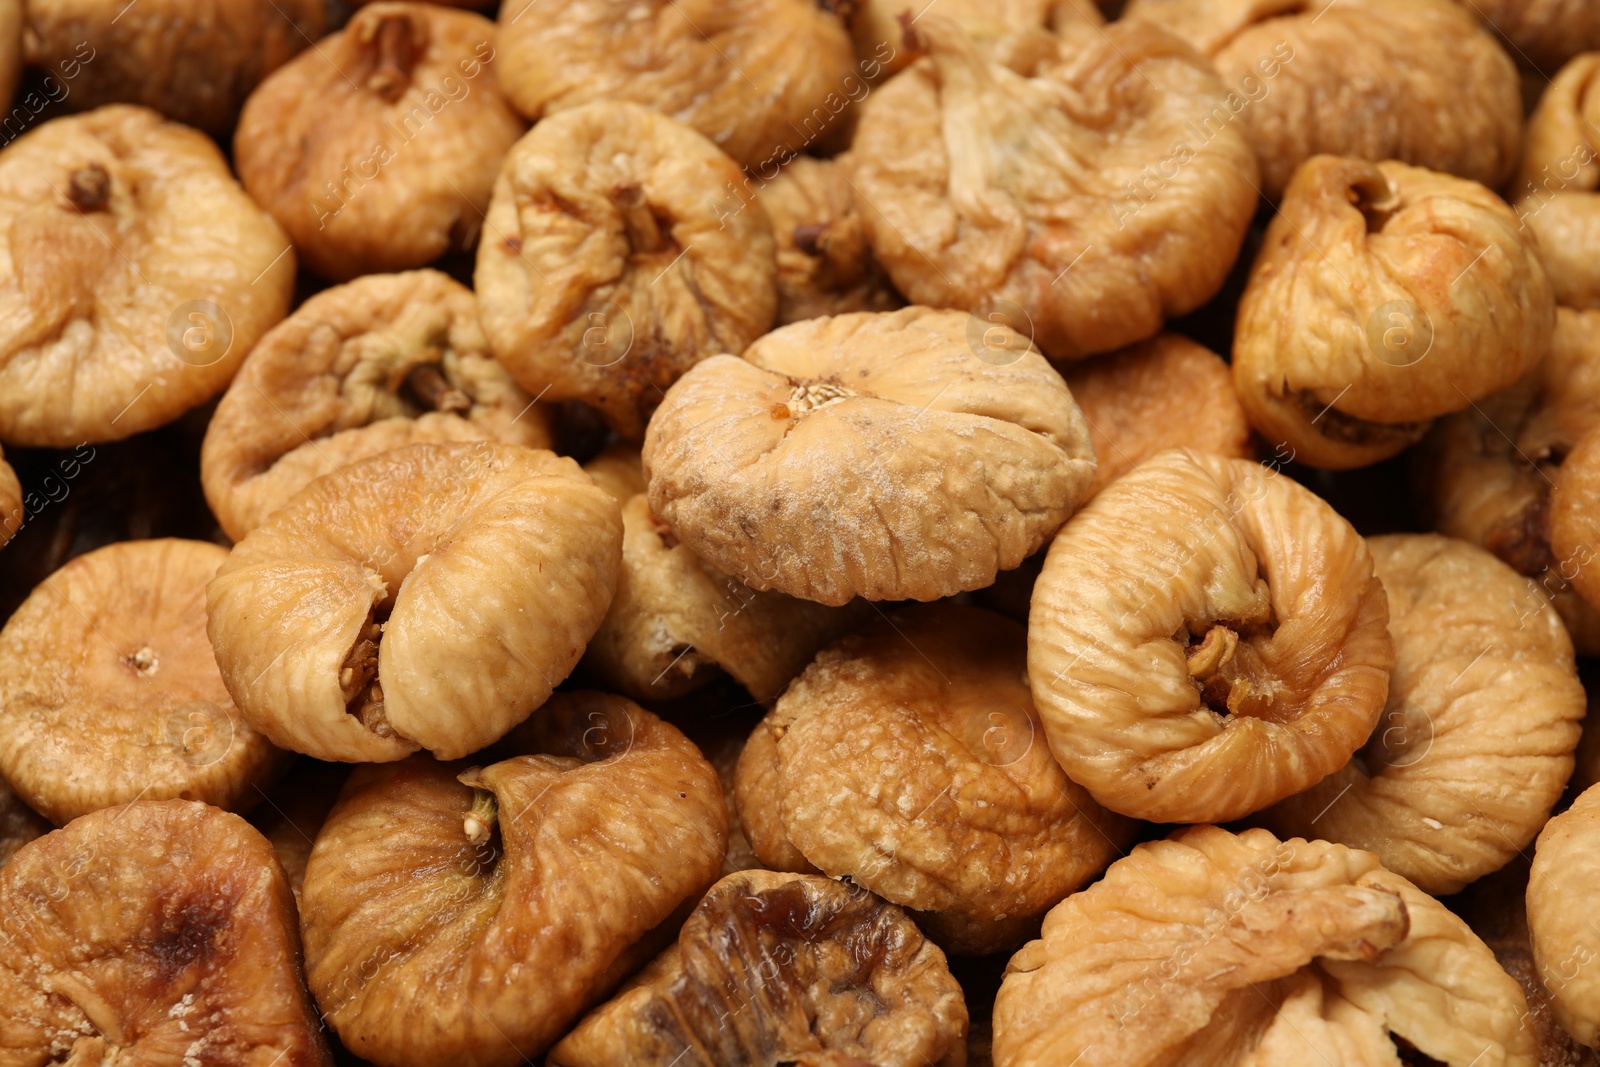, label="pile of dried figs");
[7,0,1600,1064]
